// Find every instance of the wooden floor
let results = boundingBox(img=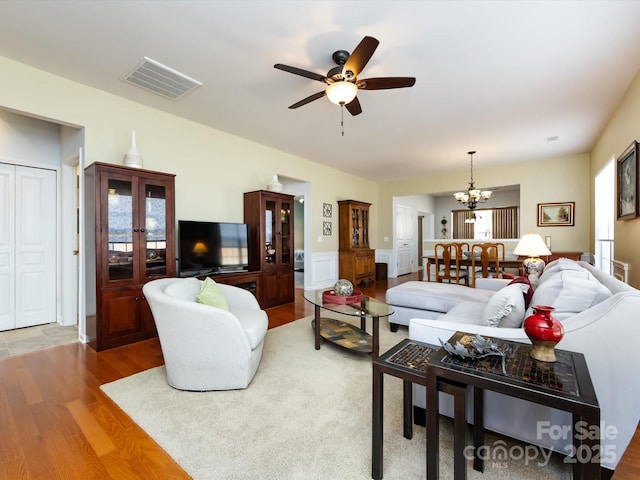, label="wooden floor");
[0,273,413,480]
[0,271,637,479]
